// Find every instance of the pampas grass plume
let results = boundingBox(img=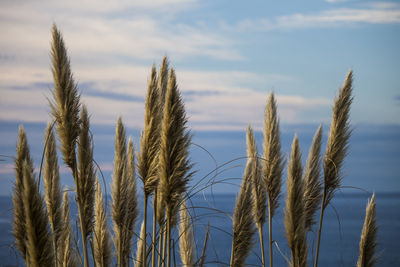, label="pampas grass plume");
[77,105,95,238]
[285,135,307,267]
[357,194,378,267]
[43,123,63,263]
[94,179,112,267]
[303,125,323,231]
[230,150,256,267]
[323,70,353,206]
[12,126,33,260]
[22,161,54,267]
[49,24,81,169]
[59,191,79,267]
